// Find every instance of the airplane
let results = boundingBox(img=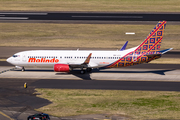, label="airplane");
[6,21,172,74]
